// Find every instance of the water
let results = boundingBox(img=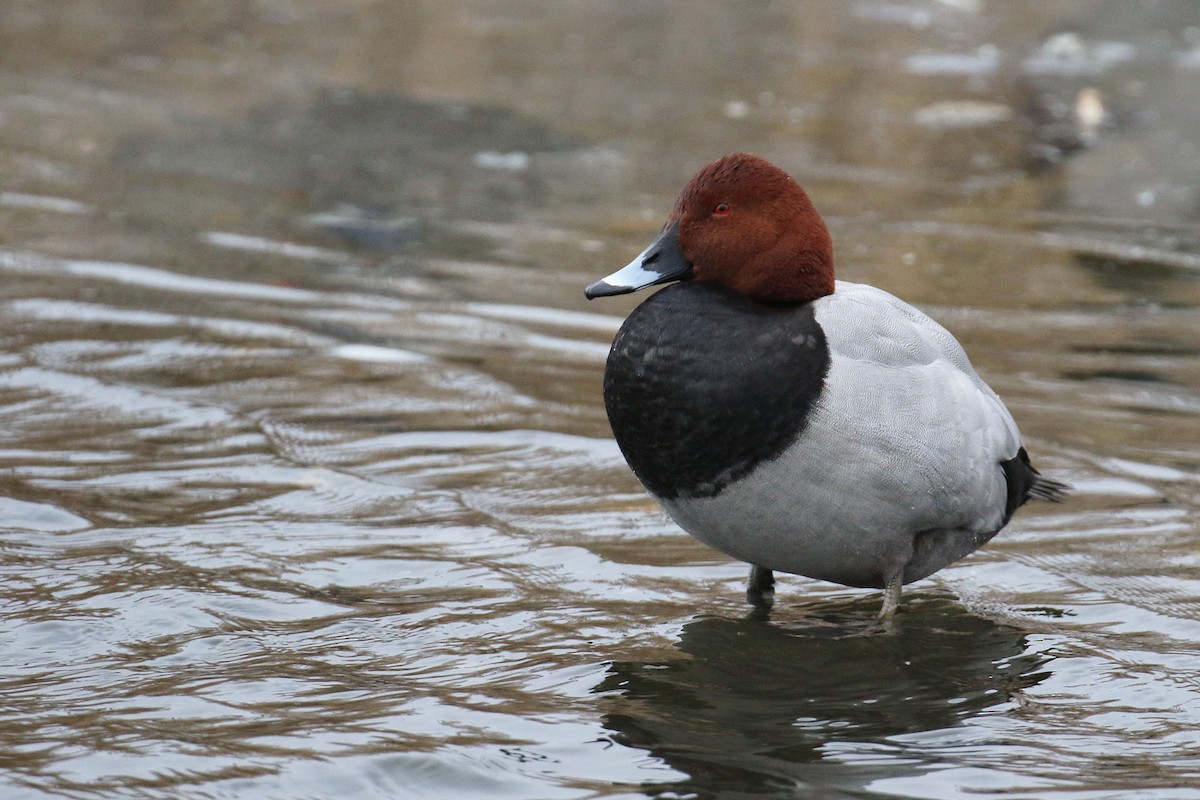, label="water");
[1,2,1199,798]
